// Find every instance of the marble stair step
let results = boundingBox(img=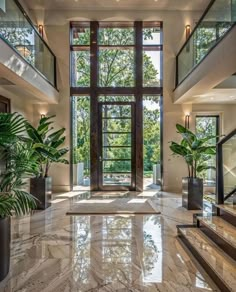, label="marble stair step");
[178,227,236,292]
[215,204,236,217]
[197,216,236,249]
